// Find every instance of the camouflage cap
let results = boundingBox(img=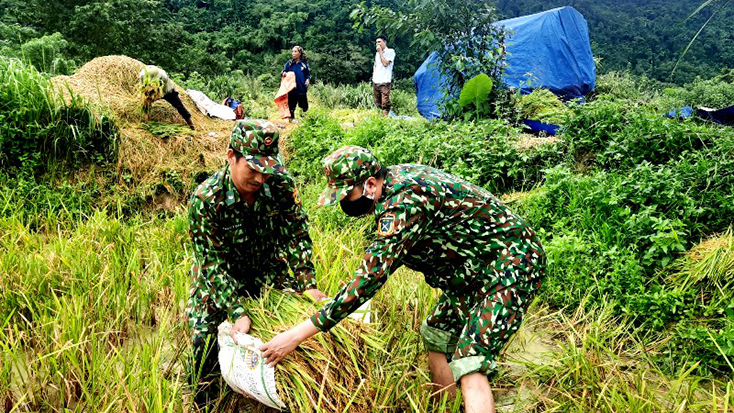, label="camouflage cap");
[229,120,285,175]
[318,145,382,206]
